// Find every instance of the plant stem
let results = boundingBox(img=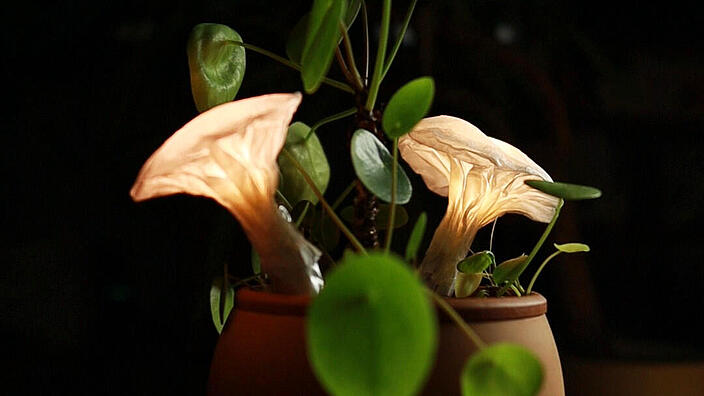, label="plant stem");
[305,107,357,140]
[498,199,563,296]
[509,284,522,296]
[275,189,293,211]
[226,41,354,94]
[339,21,364,89]
[335,48,360,91]
[282,148,367,254]
[384,138,399,252]
[489,218,498,254]
[332,180,358,210]
[526,251,561,295]
[381,0,417,81]
[294,201,311,228]
[361,0,370,85]
[365,0,392,110]
[428,290,486,349]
